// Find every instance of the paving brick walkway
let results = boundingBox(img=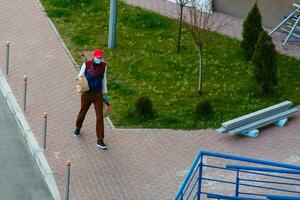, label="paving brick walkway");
[0,0,300,199]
